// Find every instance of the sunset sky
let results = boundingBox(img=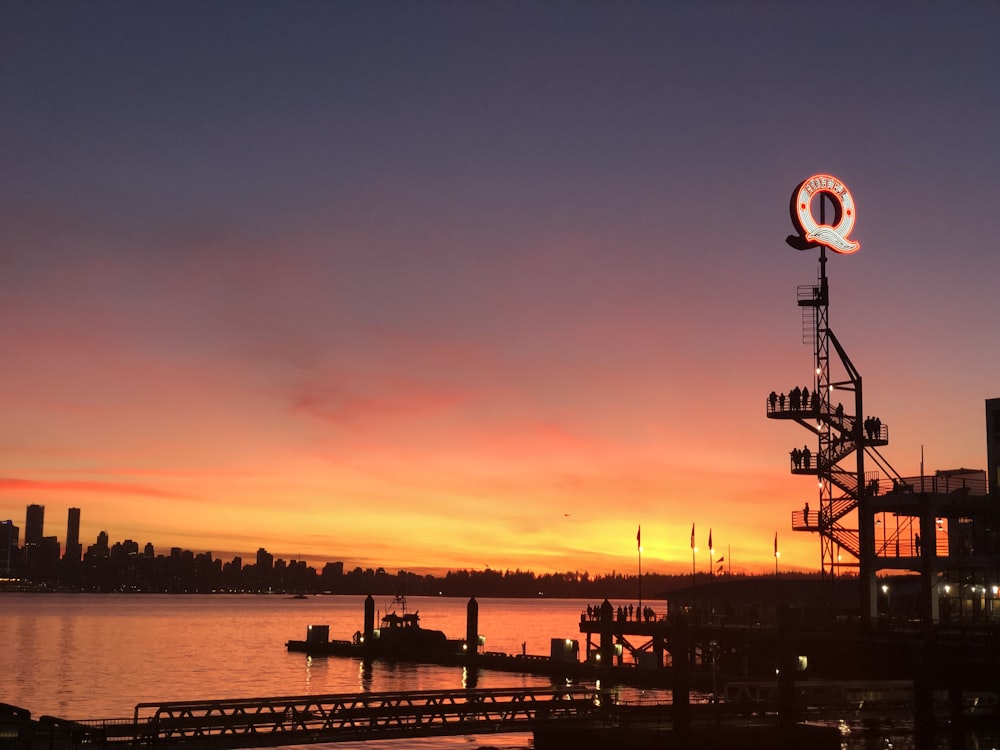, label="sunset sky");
[2,2,998,577]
